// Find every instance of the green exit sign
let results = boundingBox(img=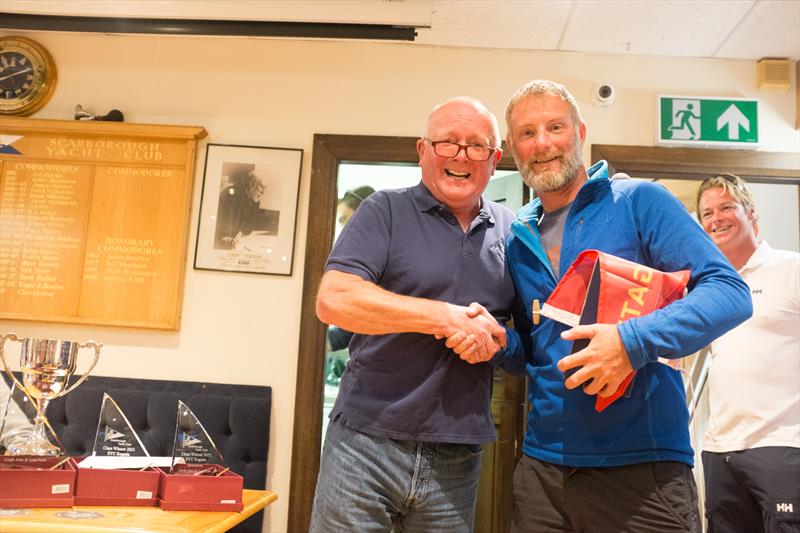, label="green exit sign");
[658,96,758,148]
